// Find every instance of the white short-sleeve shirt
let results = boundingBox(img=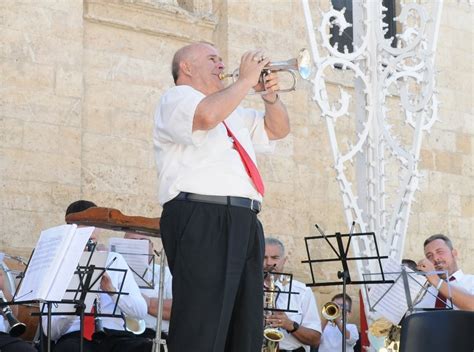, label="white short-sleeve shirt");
[319,322,359,352]
[274,279,322,352]
[153,85,274,205]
